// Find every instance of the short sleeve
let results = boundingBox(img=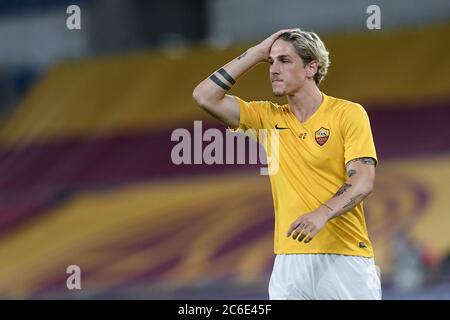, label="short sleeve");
[341,104,378,167]
[234,96,270,131]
